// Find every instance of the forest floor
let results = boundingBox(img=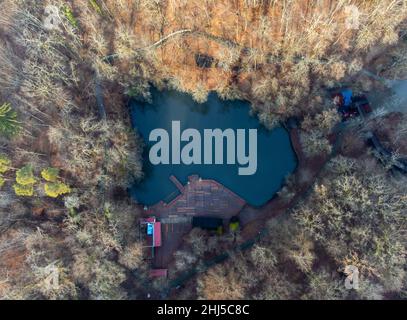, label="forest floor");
[241,68,407,240]
[363,69,407,111]
[239,127,333,239]
[363,69,407,155]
